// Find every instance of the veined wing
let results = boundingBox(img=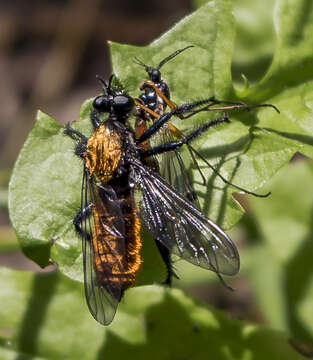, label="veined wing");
[81,168,126,325]
[131,160,239,276]
[160,146,199,205]
[136,109,199,206]
[149,124,200,206]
